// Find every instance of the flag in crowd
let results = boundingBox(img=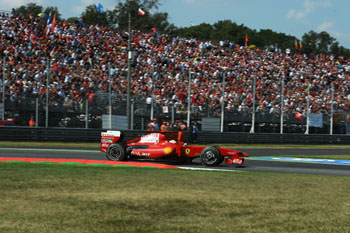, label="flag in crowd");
[78,17,83,27]
[138,8,145,16]
[44,15,51,36]
[97,3,104,14]
[51,12,56,34]
[245,33,248,47]
[299,40,303,50]
[295,39,299,50]
[37,13,47,18]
